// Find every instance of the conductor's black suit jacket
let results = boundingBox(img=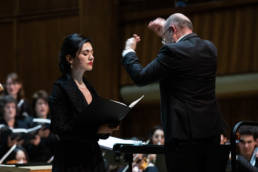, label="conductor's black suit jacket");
[122,33,224,142]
